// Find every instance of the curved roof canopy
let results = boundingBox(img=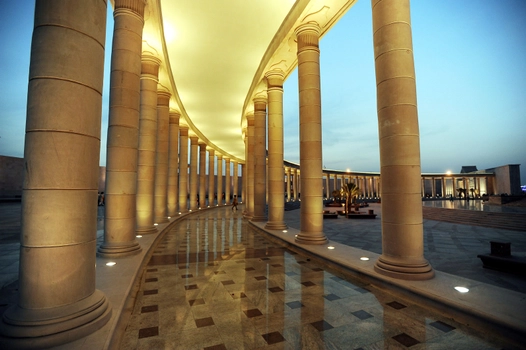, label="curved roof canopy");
[142,0,356,163]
